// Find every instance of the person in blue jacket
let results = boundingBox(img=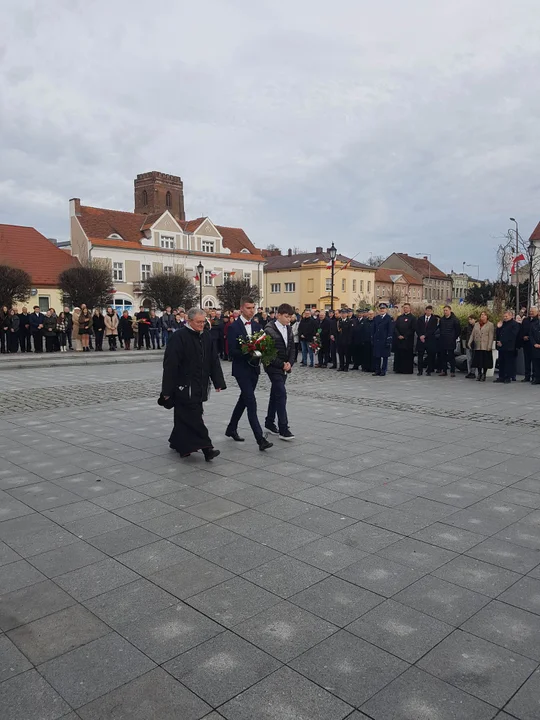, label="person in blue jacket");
[371,303,394,376]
